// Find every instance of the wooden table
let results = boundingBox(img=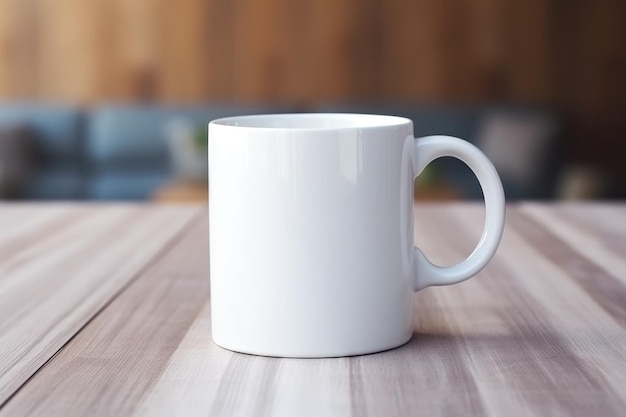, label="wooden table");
[0,203,625,417]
